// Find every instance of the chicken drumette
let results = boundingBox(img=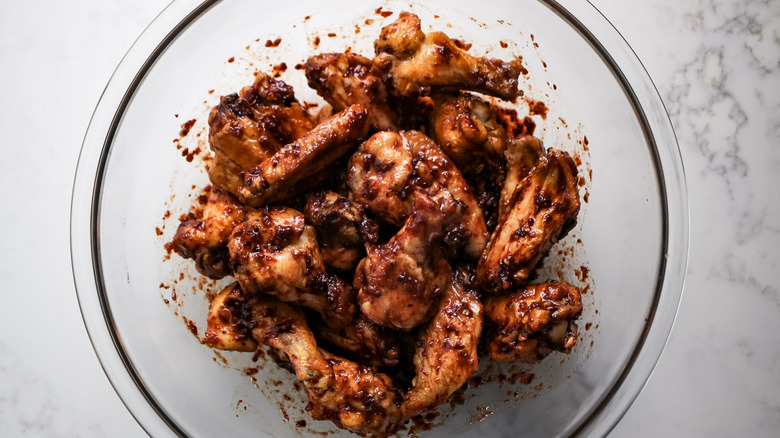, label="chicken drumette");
[484,281,582,363]
[402,266,483,419]
[313,314,401,368]
[303,191,378,272]
[239,104,370,206]
[429,93,508,174]
[208,72,314,197]
[354,191,453,331]
[172,185,245,279]
[228,206,355,326]
[250,295,401,437]
[347,129,488,259]
[478,149,580,292]
[373,12,524,100]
